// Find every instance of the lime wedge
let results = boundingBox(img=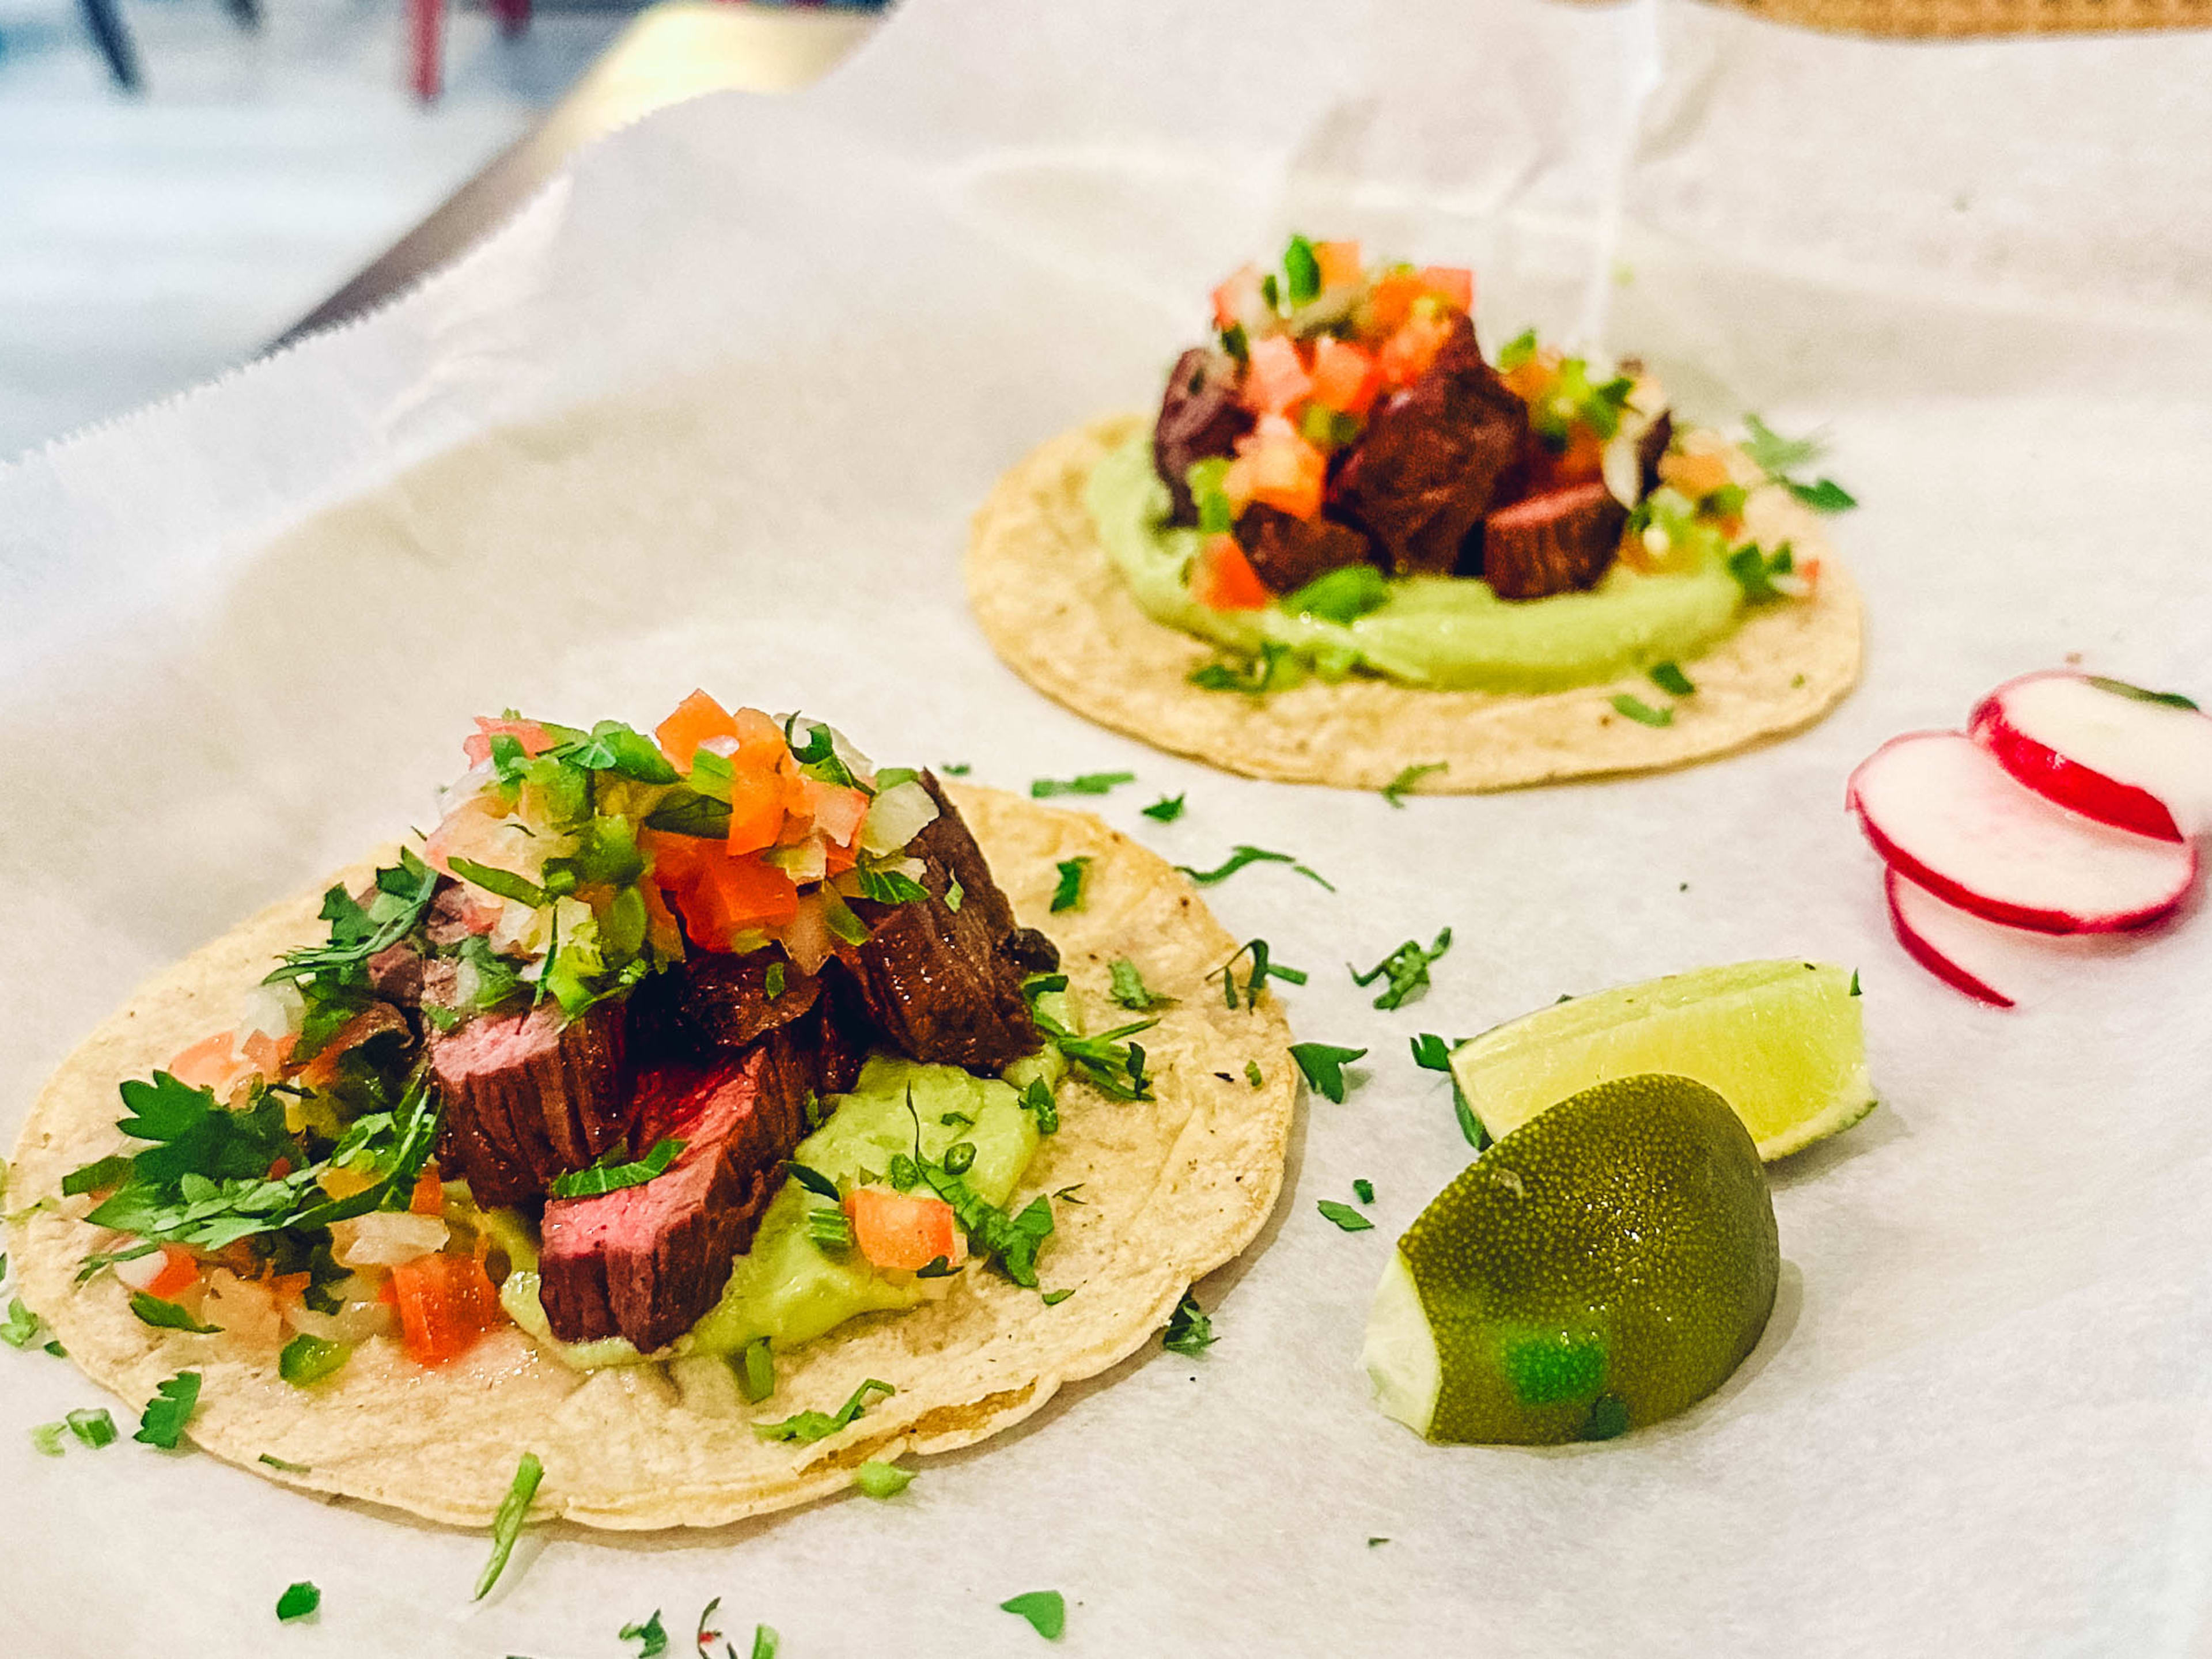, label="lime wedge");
[1452,960,1874,1161]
